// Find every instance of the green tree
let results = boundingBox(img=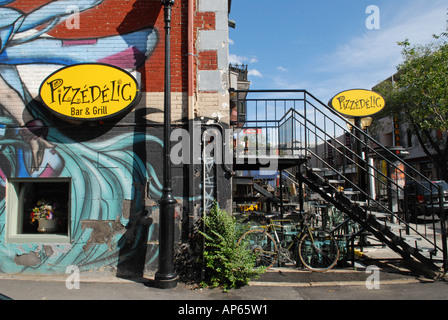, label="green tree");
[374,33,448,180]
